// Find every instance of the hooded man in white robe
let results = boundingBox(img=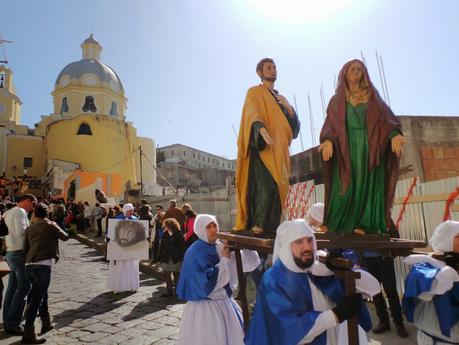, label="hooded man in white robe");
[403,220,459,345]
